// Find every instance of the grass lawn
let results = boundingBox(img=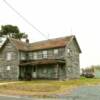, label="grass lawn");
[0,77,100,97]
